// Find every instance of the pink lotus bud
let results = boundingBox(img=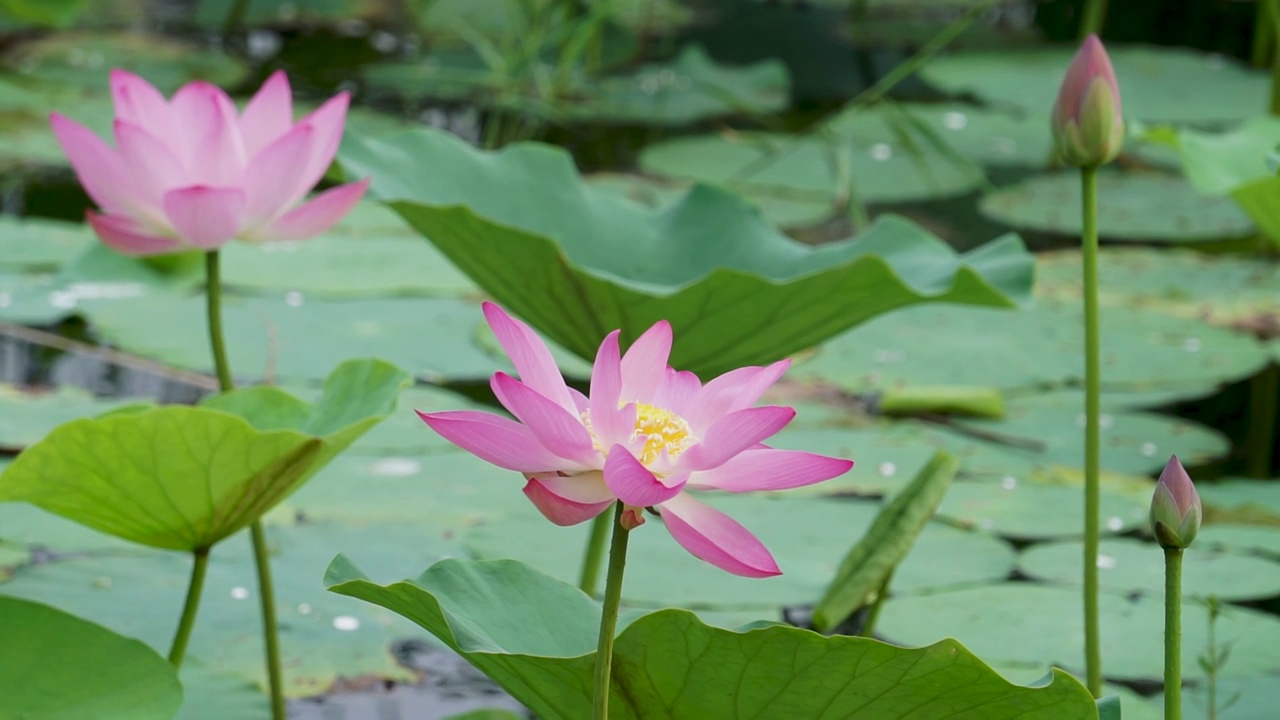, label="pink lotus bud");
[1051,34,1125,167]
[1149,455,1201,549]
